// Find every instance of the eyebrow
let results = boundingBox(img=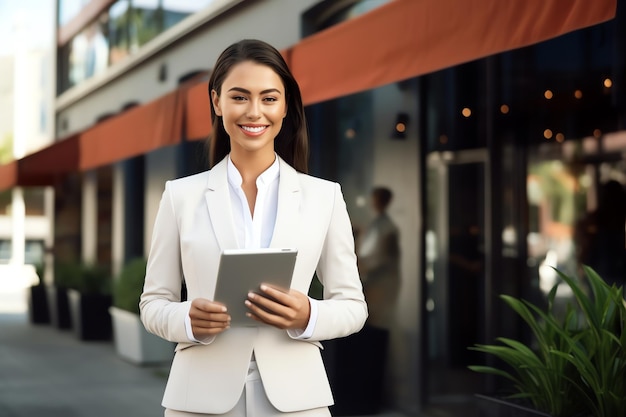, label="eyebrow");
[227,87,282,95]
